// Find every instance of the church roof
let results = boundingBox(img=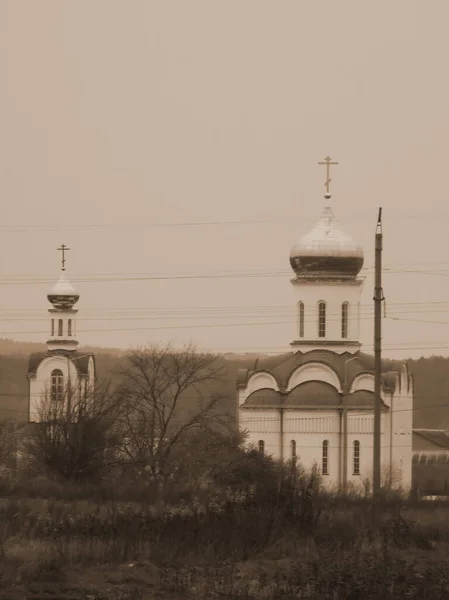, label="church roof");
[237,349,401,393]
[27,351,93,376]
[413,429,449,449]
[240,380,389,409]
